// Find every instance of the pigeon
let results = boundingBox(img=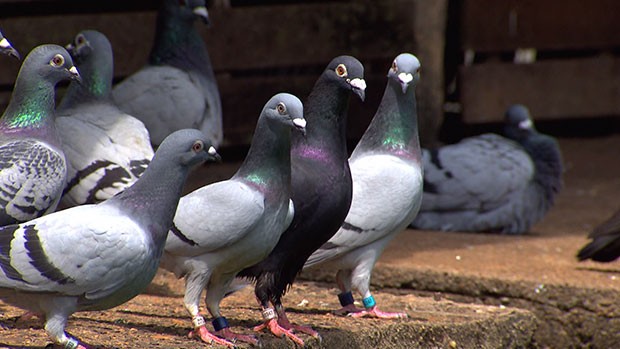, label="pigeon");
[304,53,422,319]
[0,44,80,226]
[0,129,220,349]
[160,93,305,347]
[238,55,366,345]
[577,211,620,262]
[0,30,19,59]
[56,30,154,207]
[410,104,563,234]
[112,0,223,147]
